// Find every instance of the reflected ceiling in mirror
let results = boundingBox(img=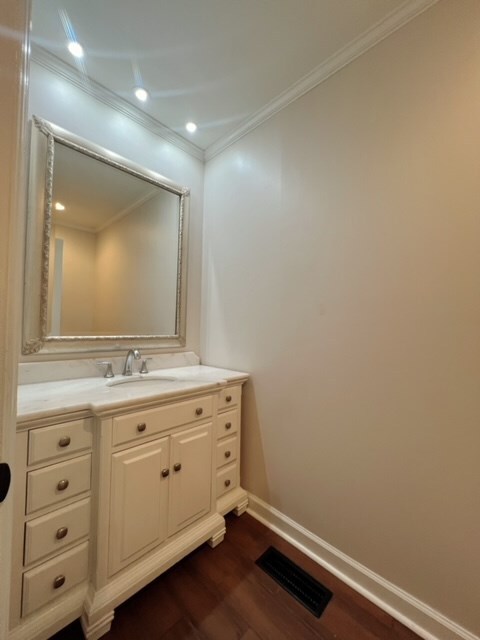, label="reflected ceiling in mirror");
[23,116,189,355]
